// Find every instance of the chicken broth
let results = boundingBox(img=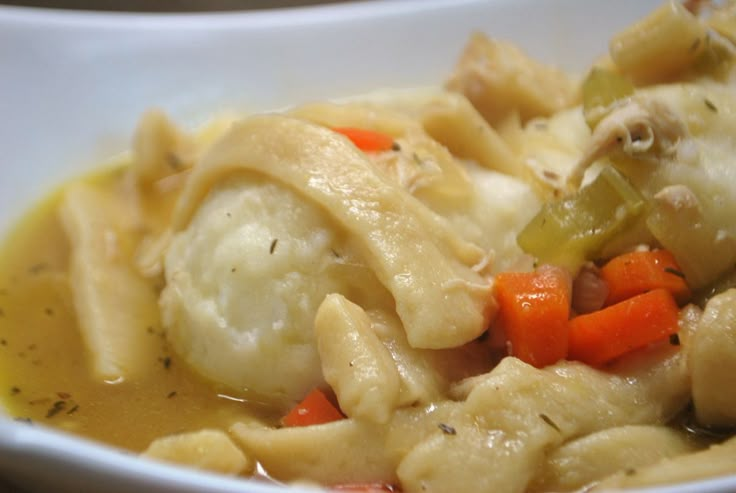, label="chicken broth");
[0,165,277,452]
